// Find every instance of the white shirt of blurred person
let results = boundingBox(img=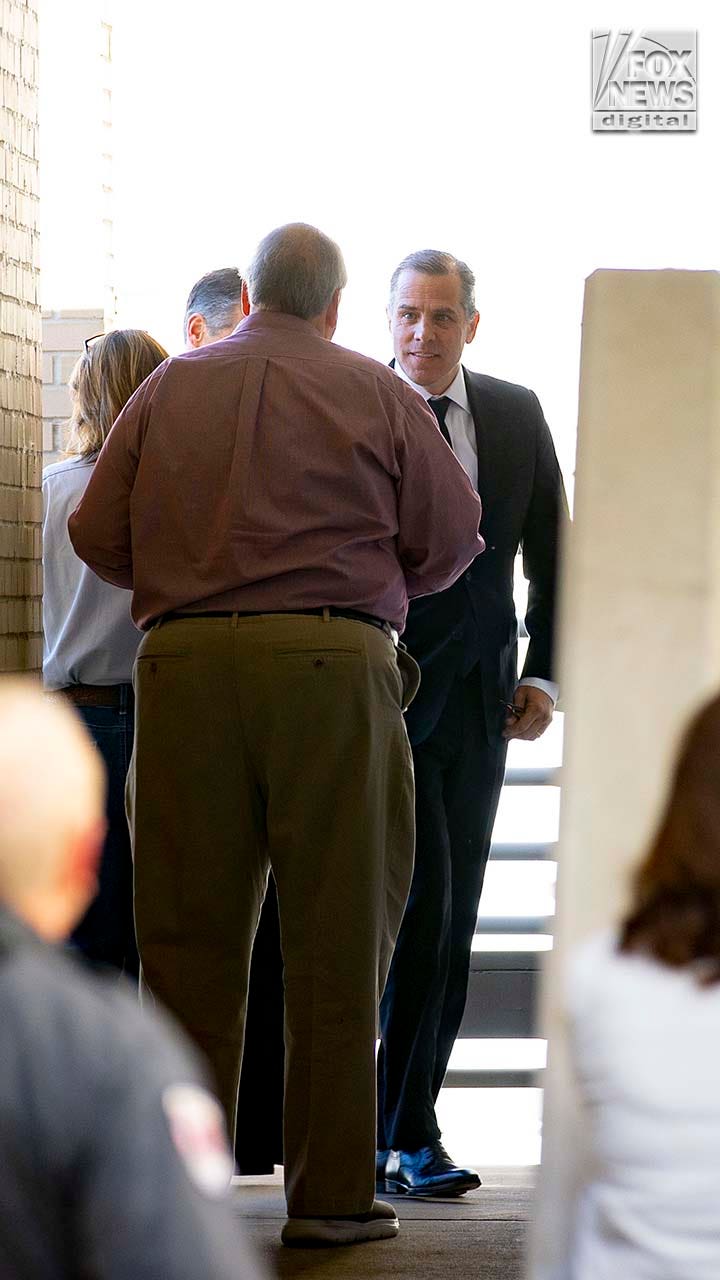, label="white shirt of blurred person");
[42,330,167,977]
[550,693,720,1280]
[184,266,246,349]
[0,680,266,1280]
